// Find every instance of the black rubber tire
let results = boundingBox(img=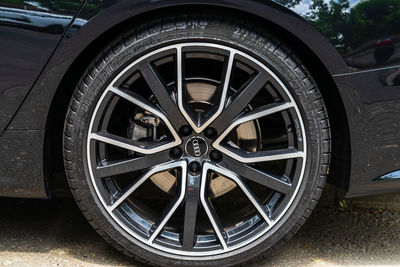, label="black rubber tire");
[63,13,331,267]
